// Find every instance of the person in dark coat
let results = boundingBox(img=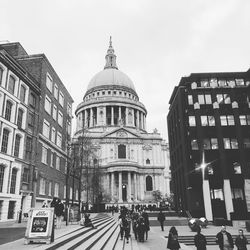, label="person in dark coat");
[235,229,248,250]
[216,226,234,250]
[142,210,150,240]
[84,213,96,229]
[167,226,180,250]
[194,226,207,250]
[137,215,146,242]
[55,199,64,228]
[157,210,165,231]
